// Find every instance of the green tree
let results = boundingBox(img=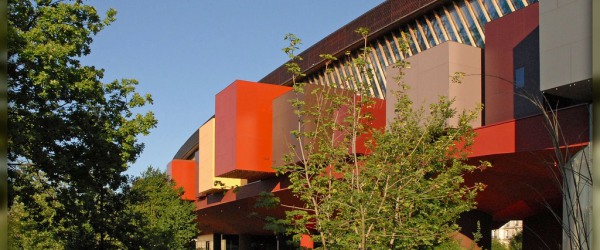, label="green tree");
[8,0,157,248]
[126,167,199,250]
[508,231,522,250]
[9,166,69,249]
[274,29,486,249]
[491,239,508,250]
